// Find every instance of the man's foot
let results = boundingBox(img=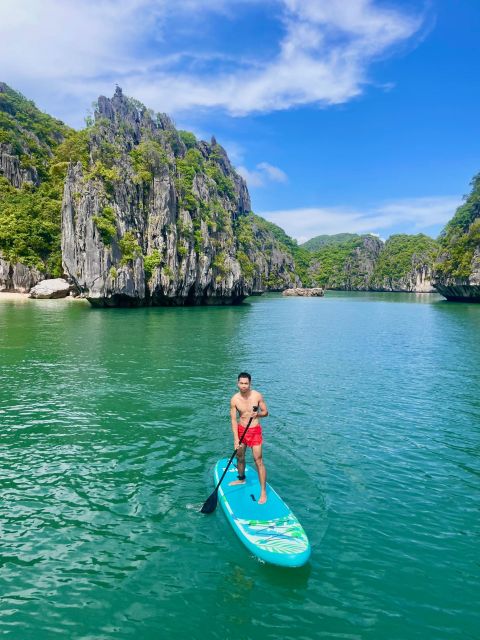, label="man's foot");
[229,479,246,486]
[258,493,267,504]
